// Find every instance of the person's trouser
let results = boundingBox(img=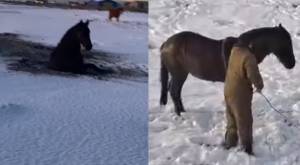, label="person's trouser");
[224,95,253,154]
